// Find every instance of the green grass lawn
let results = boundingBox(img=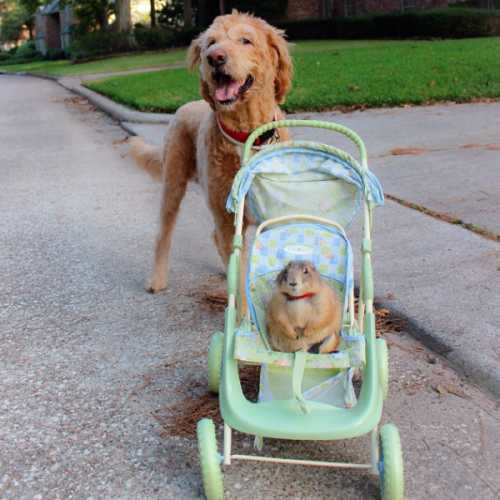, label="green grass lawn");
[85,37,500,113]
[0,48,189,76]
[0,40,396,76]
